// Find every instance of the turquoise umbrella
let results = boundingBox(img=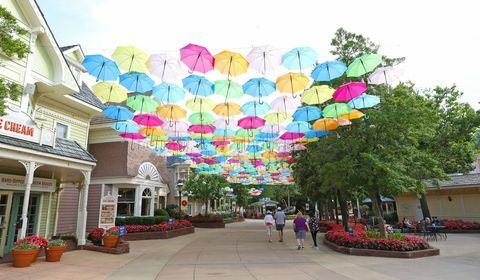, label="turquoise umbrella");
[152,83,185,103]
[282,47,318,72]
[119,72,154,93]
